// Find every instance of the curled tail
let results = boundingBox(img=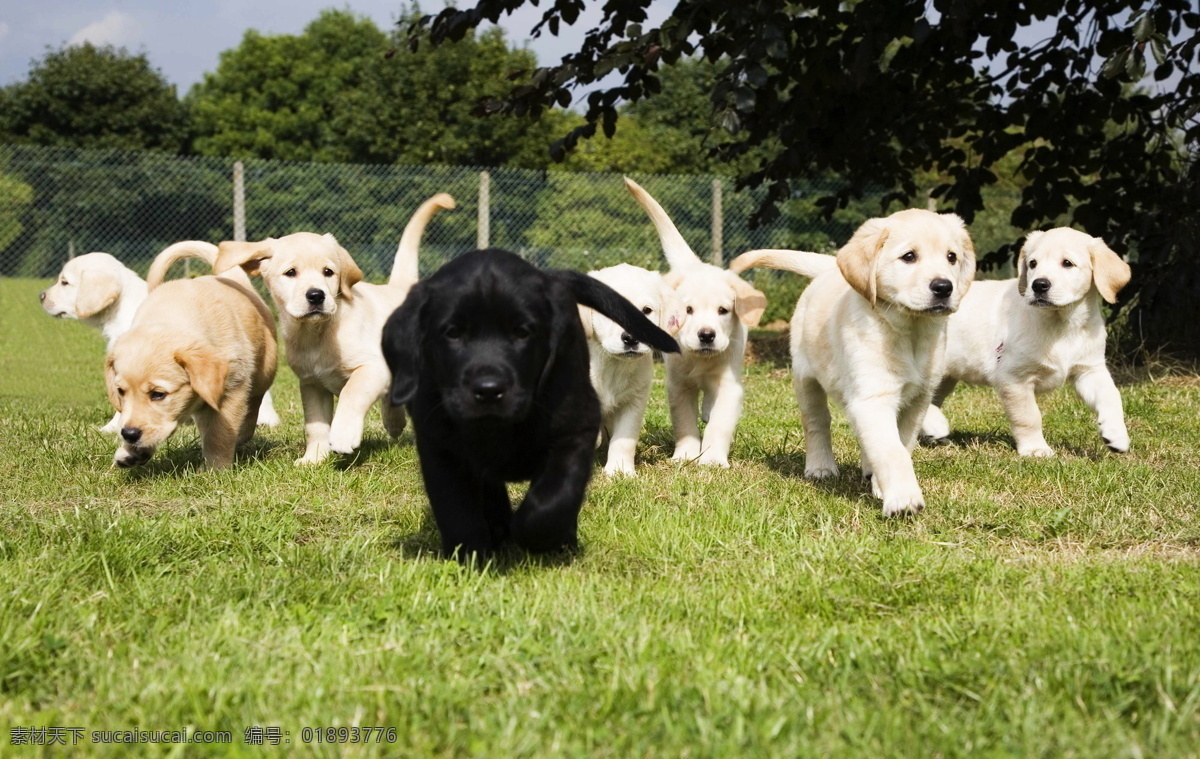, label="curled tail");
[390,193,456,287]
[624,177,702,270]
[146,241,220,290]
[729,248,838,279]
[551,269,680,354]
